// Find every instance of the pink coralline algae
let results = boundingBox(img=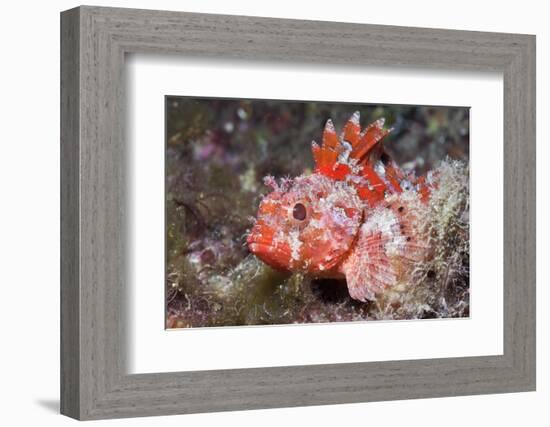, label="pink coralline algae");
[248,112,468,305]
